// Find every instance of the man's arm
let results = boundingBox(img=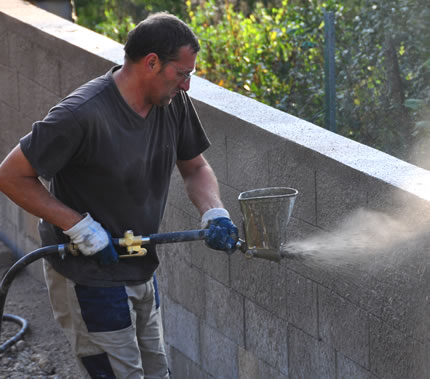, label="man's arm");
[0,144,83,230]
[0,144,118,264]
[176,154,224,216]
[177,154,238,252]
